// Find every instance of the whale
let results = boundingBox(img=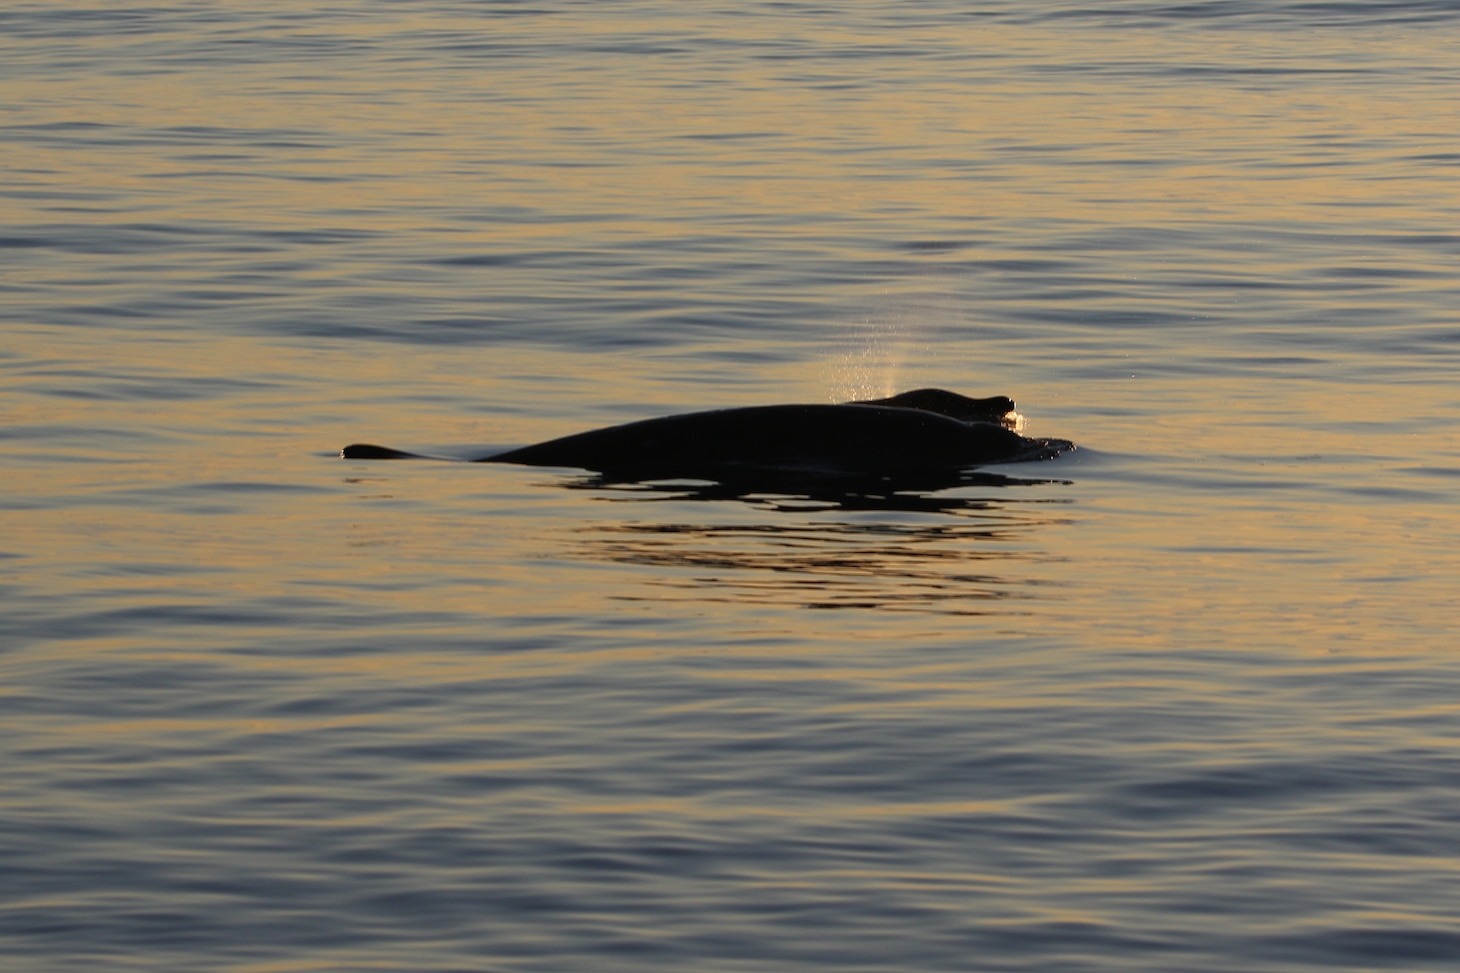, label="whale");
[340,388,1073,478]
